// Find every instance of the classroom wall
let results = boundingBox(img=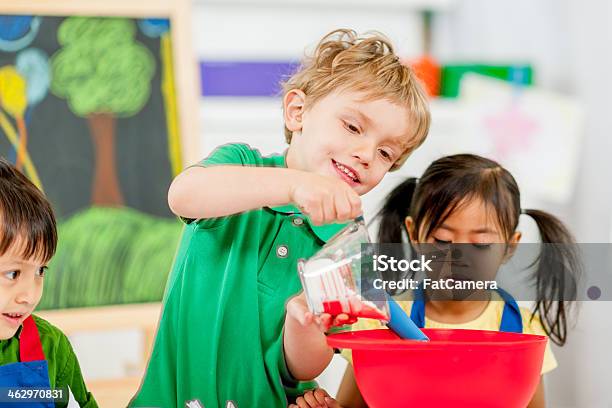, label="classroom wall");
[434,3,612,406]
[193,1,612,406]
[557,1,612,406]
[38,1,609,405]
